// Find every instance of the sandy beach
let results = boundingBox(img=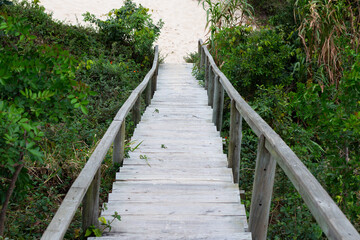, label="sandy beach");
[39,0,208,63]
